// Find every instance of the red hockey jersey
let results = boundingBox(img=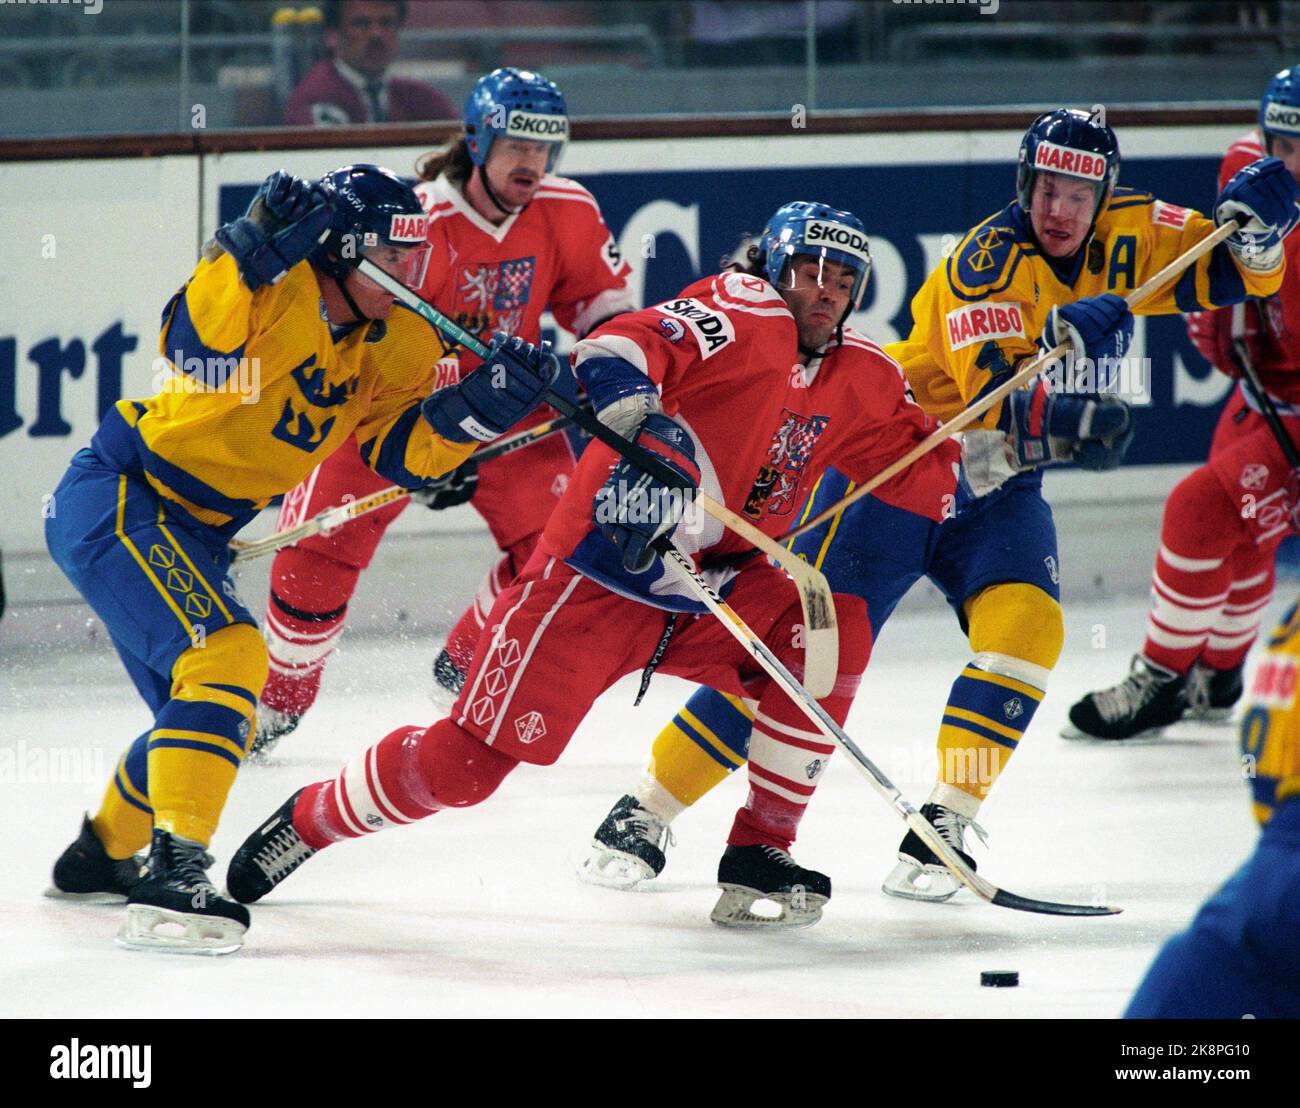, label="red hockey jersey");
[413,172,635,391]
[1186,129,1300,404]
[543,271,960,611]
